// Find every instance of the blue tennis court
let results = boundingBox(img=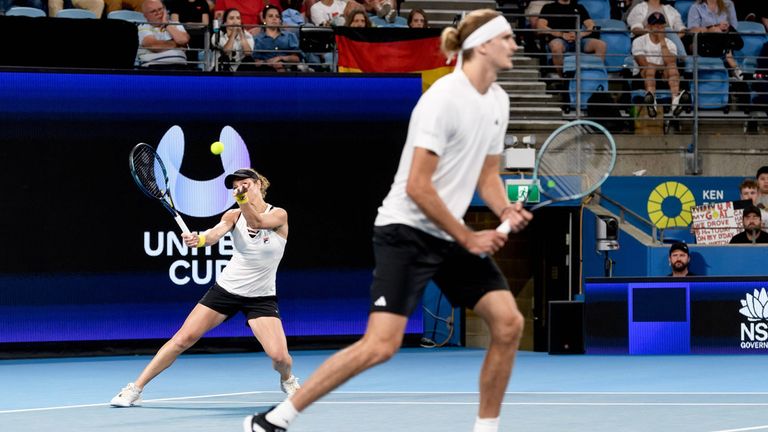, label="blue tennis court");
[2,348,767,432]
